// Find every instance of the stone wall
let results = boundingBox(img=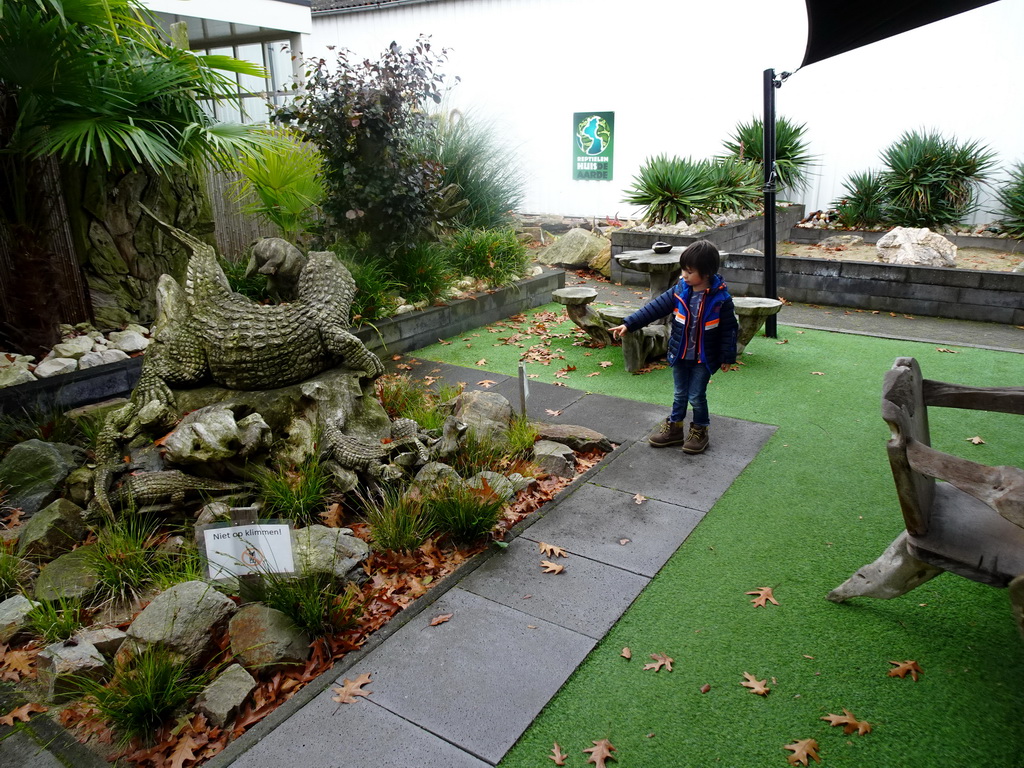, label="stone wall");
[719,252,1024,325]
